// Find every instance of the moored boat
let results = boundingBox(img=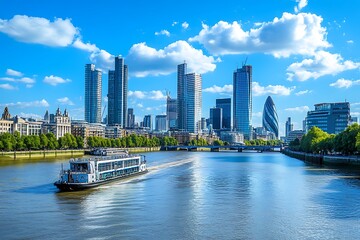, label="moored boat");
[54,151,147,191]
